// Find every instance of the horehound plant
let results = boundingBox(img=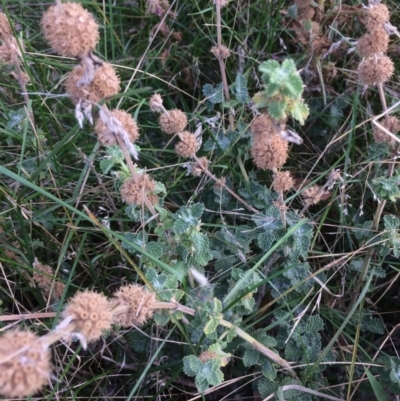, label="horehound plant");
[3,0,400,399]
